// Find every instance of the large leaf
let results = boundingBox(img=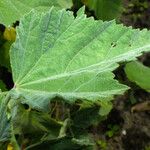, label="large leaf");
[83,0,123,20]
[10,7,150,110]
[125,61,150,92]
[0,0,73,26]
